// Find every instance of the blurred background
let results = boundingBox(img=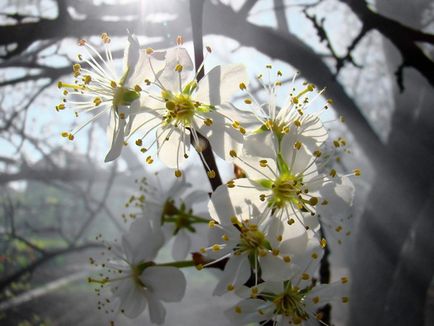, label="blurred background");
[0,0,433,325]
